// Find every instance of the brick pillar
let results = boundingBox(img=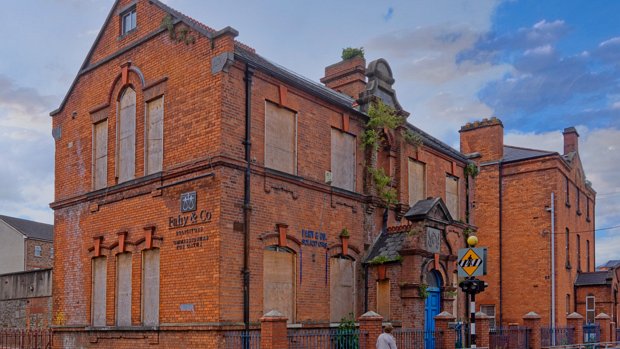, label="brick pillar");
[260,310,288,349]
[610,322,616,342]
[567,312,584,345]
[595,313,611,343]
[434,311,456,349]
[359,311,383,349]
[475,311,490,349]
[523,311,542,349]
